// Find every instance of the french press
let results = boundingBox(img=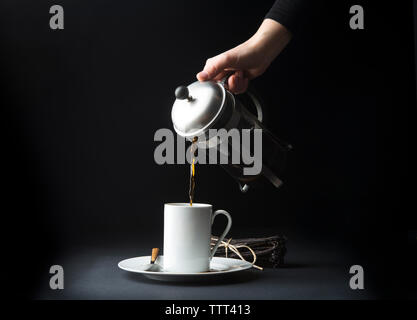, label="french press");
[171,78,292,192]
